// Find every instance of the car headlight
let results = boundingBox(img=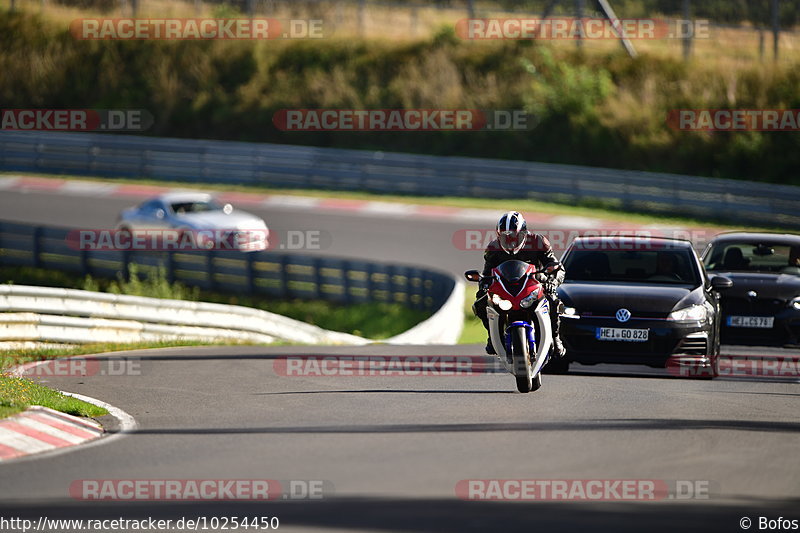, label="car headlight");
[668,304,708,322]
[491,293,513,311]
[561,307,580,319]
[790,297,800,311]
[520,290,539,308]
